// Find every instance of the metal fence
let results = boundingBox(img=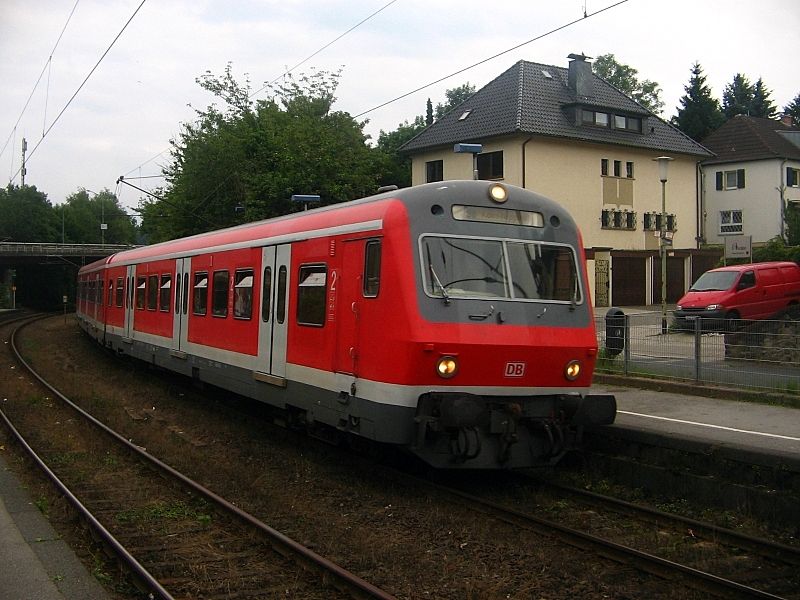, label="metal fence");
[595,308,800,395]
